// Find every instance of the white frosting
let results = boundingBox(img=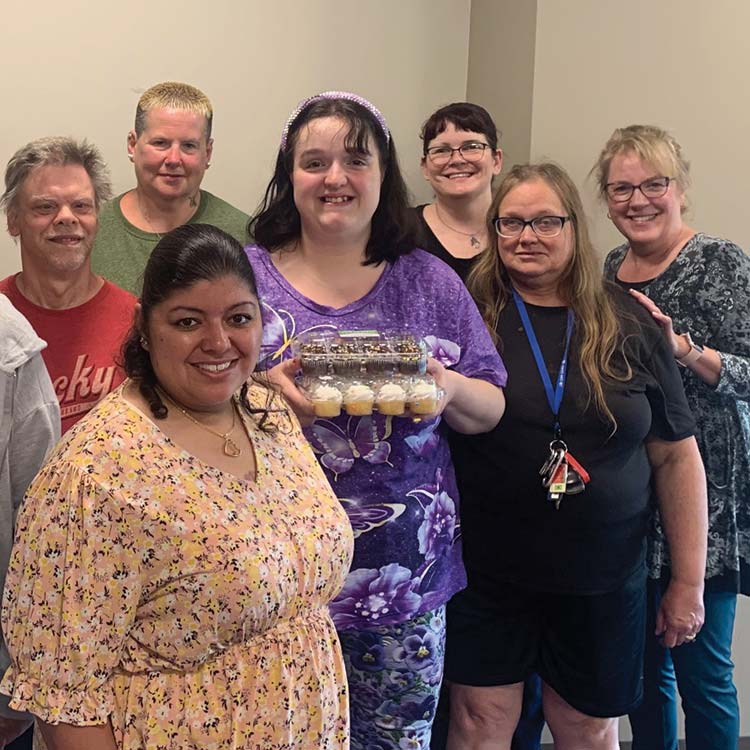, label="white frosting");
[408,381,437,399]
[378,383,406,400]
[313,384,342,402]
[345,384,374,401]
